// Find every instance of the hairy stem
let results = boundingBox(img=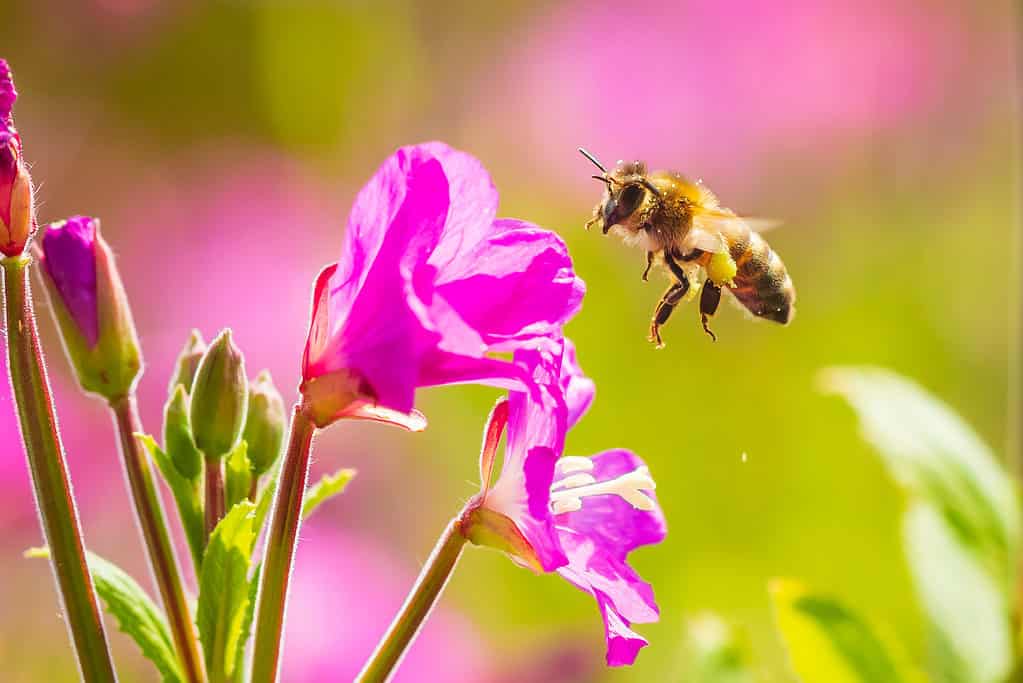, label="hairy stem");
[357,518,468,683]
[250,407,316,683]
[110,395,205,683]
[1,256,117,682]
